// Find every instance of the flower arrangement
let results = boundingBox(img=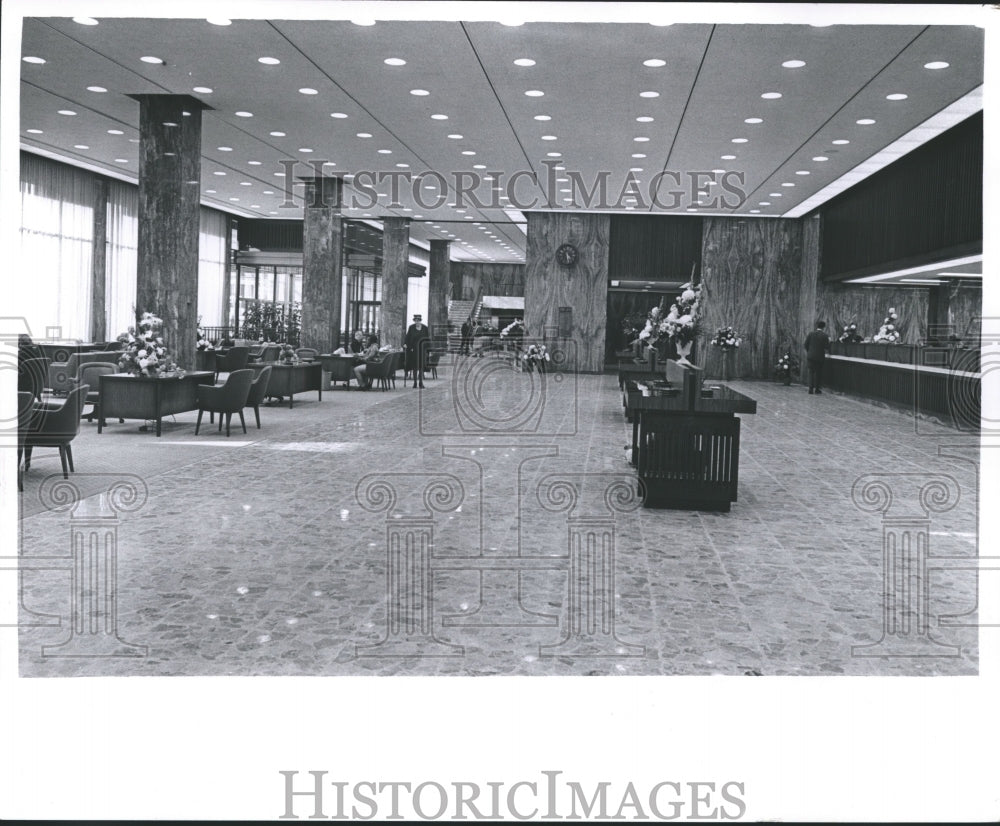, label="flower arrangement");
[279,343,299,364]
[660,282,702,345]
[872,307,901,344]
[196,326,214,351]
[838,323,863,344]
[117,312,176,377]
[710,326,742,352]
[775,350,799,383]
